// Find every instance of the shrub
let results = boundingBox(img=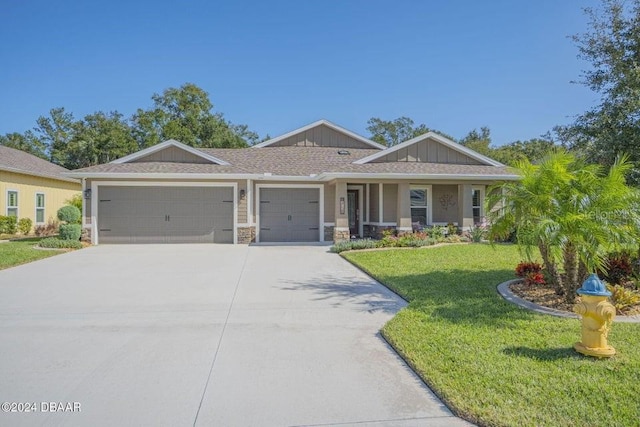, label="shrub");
[606,284,640,314]
[59,223,82,241]
[57,205,81,224]
[515,261,546,286]
[38,237,83,249]
[429,226,445,240]
[468,226,486,243]
[17,218,32,235]
[34,219,59,237]
[65,194,83,223]
[0,215,18,234]
[331,239,378,253]
[443,234,470,244]
[598,252,635,285]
